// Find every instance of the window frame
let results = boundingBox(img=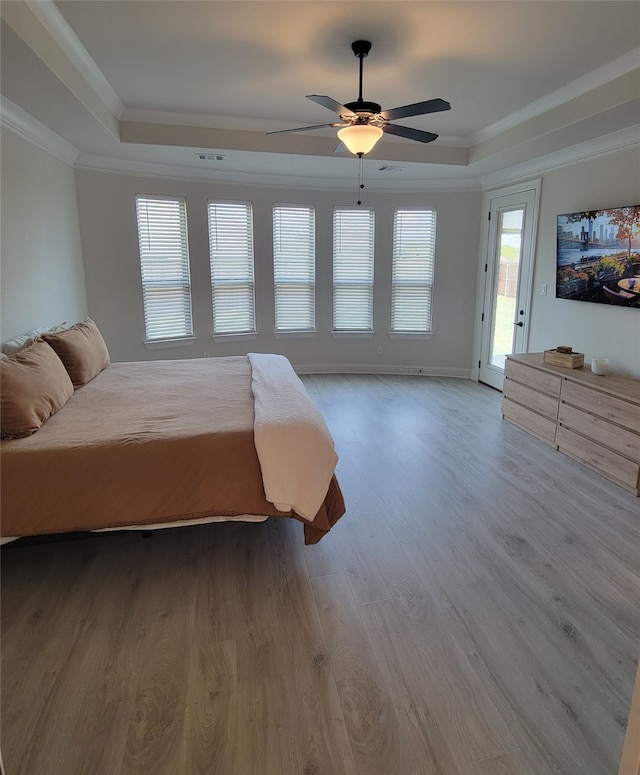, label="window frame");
[272,203,316,334]
[135,194,194,345]
[390,208,437,335]
[332,206,375,333]
[207,199,257,337]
